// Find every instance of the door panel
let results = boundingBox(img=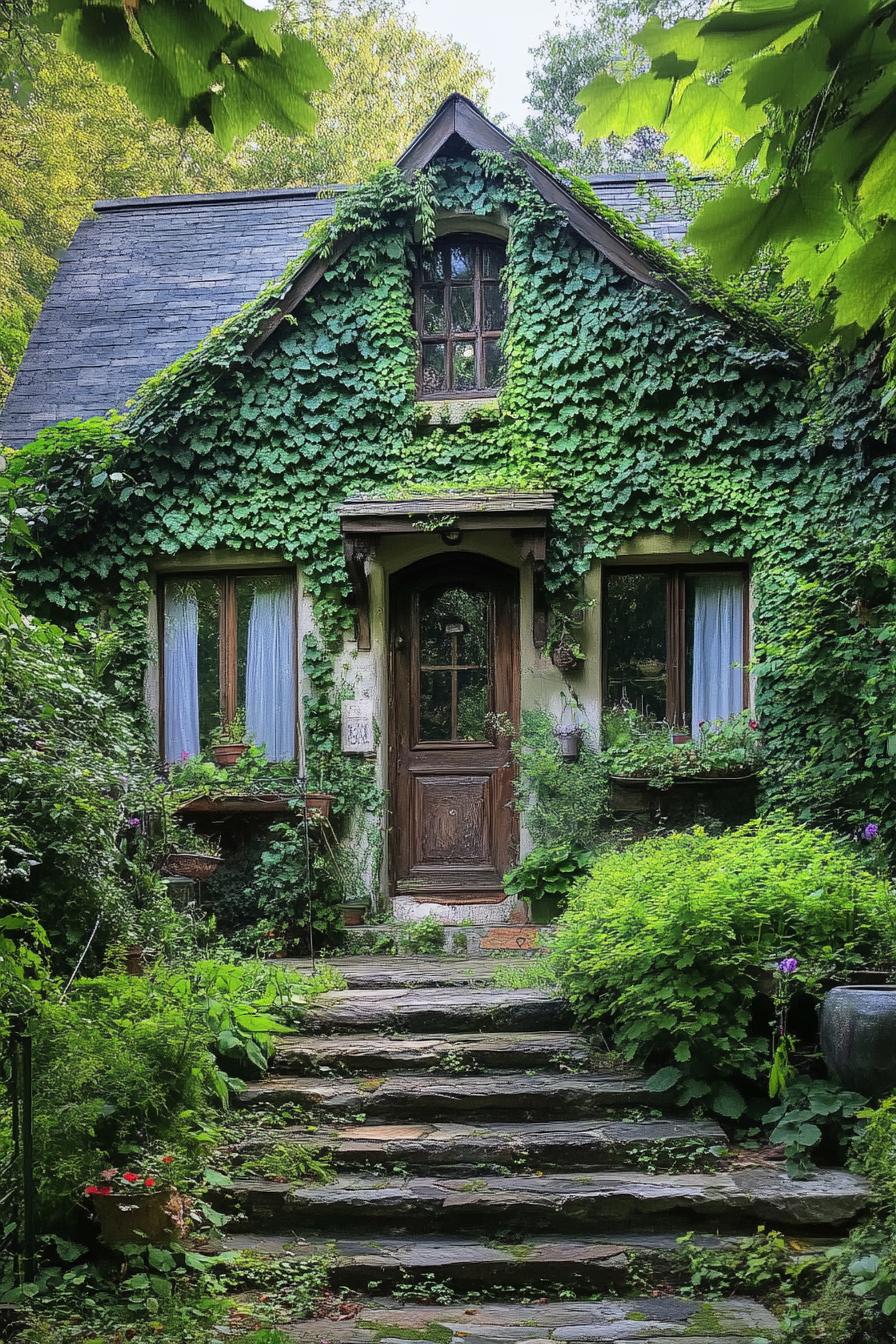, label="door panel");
[390,556,519,902]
